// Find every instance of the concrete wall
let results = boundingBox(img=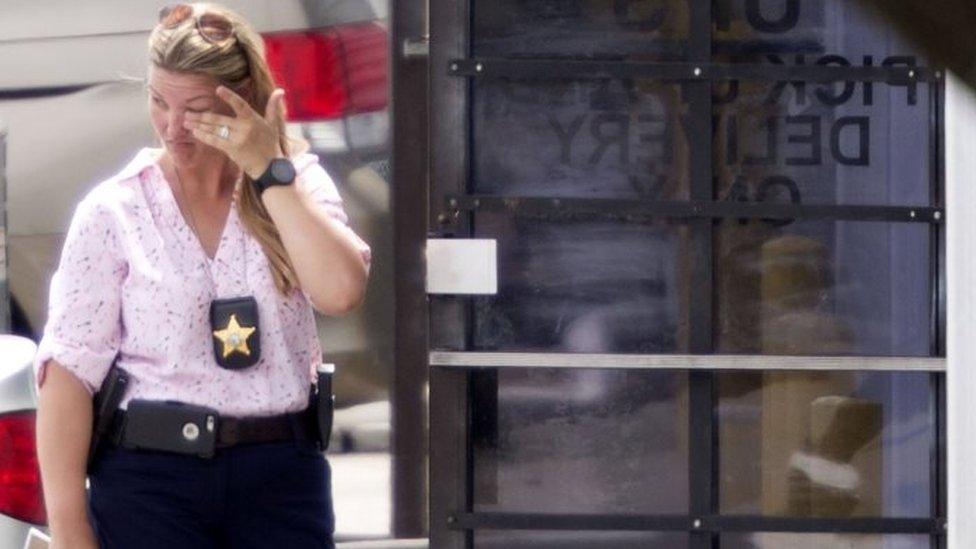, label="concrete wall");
[946,71,975,547]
